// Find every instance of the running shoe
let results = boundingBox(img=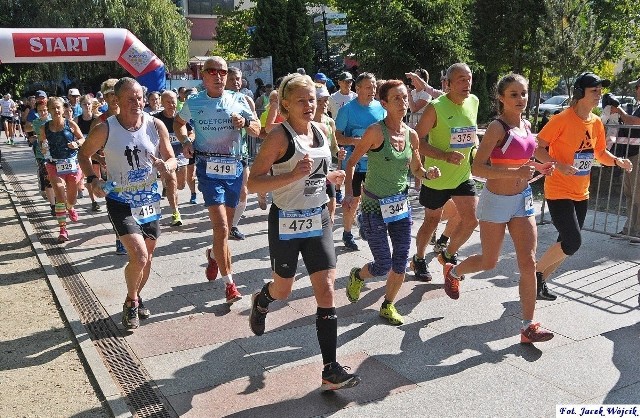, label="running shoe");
[171,212,183,227]
[335,189,343,204]
[346,267,364,303]
[321,362,361,391]
[122,303,139,330]
[138,296,151,319]
[437,249,459,266]
[379,303,404,325]
[249,292,268,335]
[229,226,245,240]
[115,240,127,255]
[520,323,554,344]
[67,207,79,222]
[57,227,69,243]
[342,231,359,251]
[205,248,218,281]
[189,193,197,204]
[409,254,432,282]
[433,238,448,254]
[429,230,437,245]
[258,193,267,210]
[356,212,368,242]
[443,263,460,300]
[536,272,557,301]
[91,201,101,212]
[225,283,242,304]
